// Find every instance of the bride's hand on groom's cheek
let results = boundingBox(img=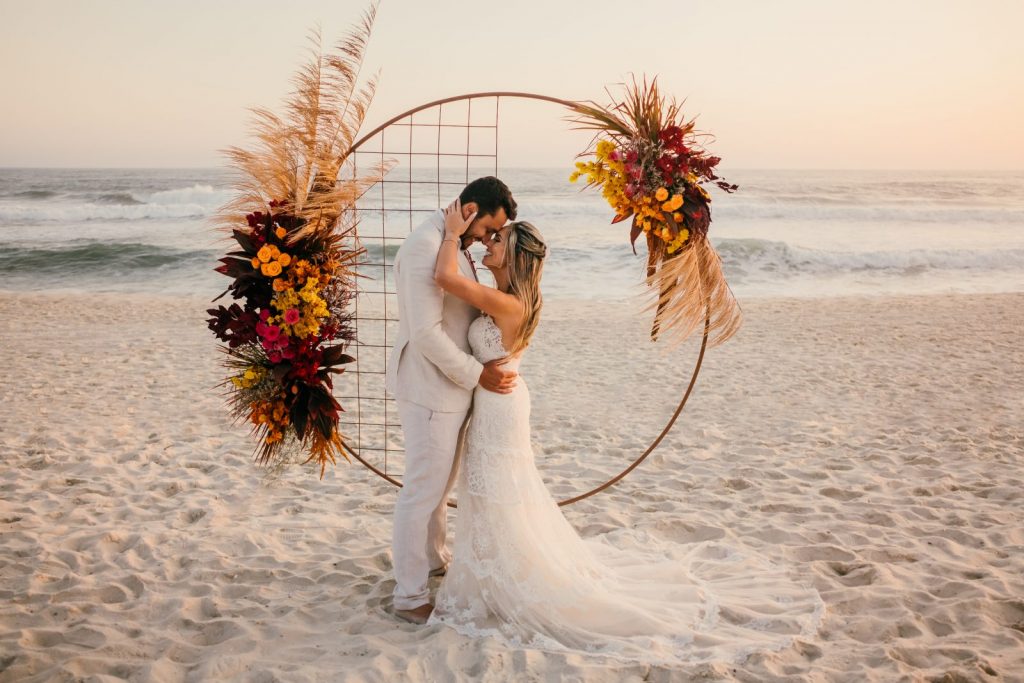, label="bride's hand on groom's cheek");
[479,358,517,394]
[444,199,477,238]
